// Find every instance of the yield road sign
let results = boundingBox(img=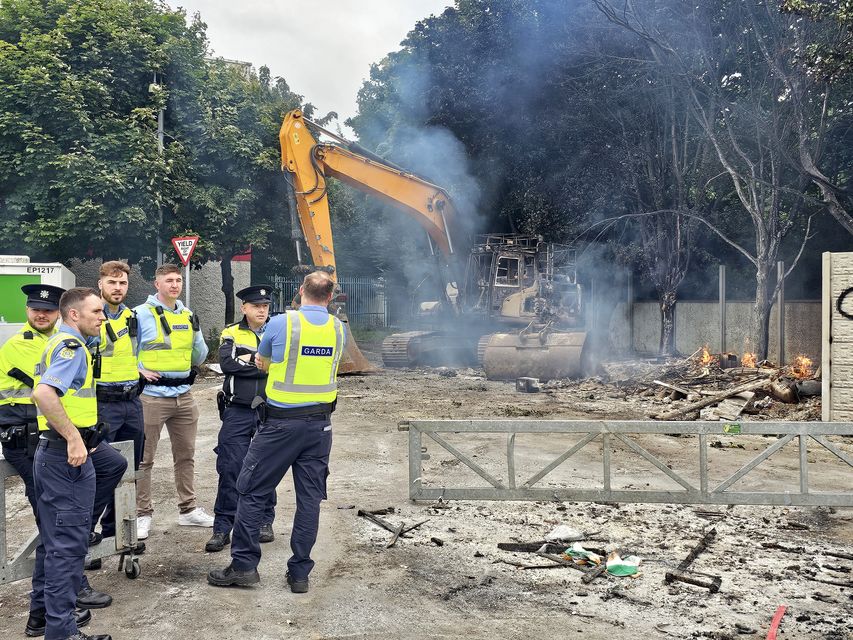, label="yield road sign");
[171,236,199,266]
